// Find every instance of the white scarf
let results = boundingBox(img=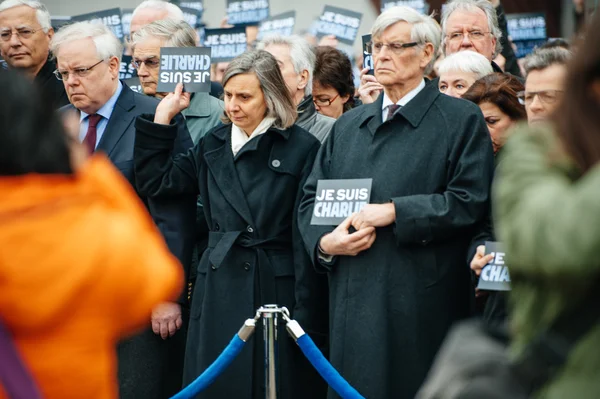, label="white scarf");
[231,117,276,156]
